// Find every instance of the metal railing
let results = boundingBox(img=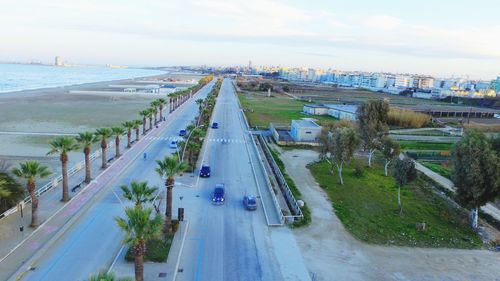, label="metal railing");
[246,123,284,225]
[258,135,303,221]
[0,142,115,220]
